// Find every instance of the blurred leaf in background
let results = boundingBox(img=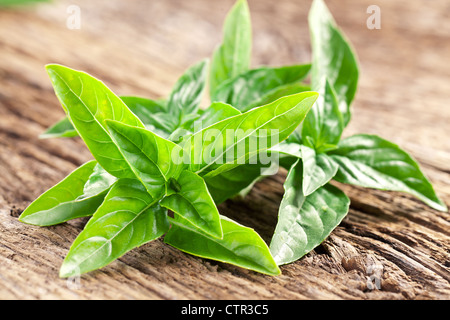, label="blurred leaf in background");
[0,0,50,7]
